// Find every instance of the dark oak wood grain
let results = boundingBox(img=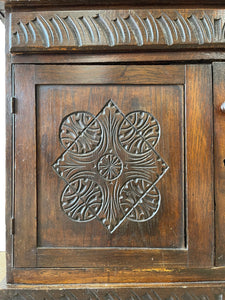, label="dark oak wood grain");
[37,83,184,250]
[213,62,225,267]
[14,65,37,268]
[186,64,214,267]
[10,51,225,64]
[3,0,225,8]
[4,0,225,289]
[5,12,13,283]
[11,266,225,284]
[9,9,225,53]
[1,284,225,300]
[9,62,218,283]
[35,65,185,85]
[37,249,188,268]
